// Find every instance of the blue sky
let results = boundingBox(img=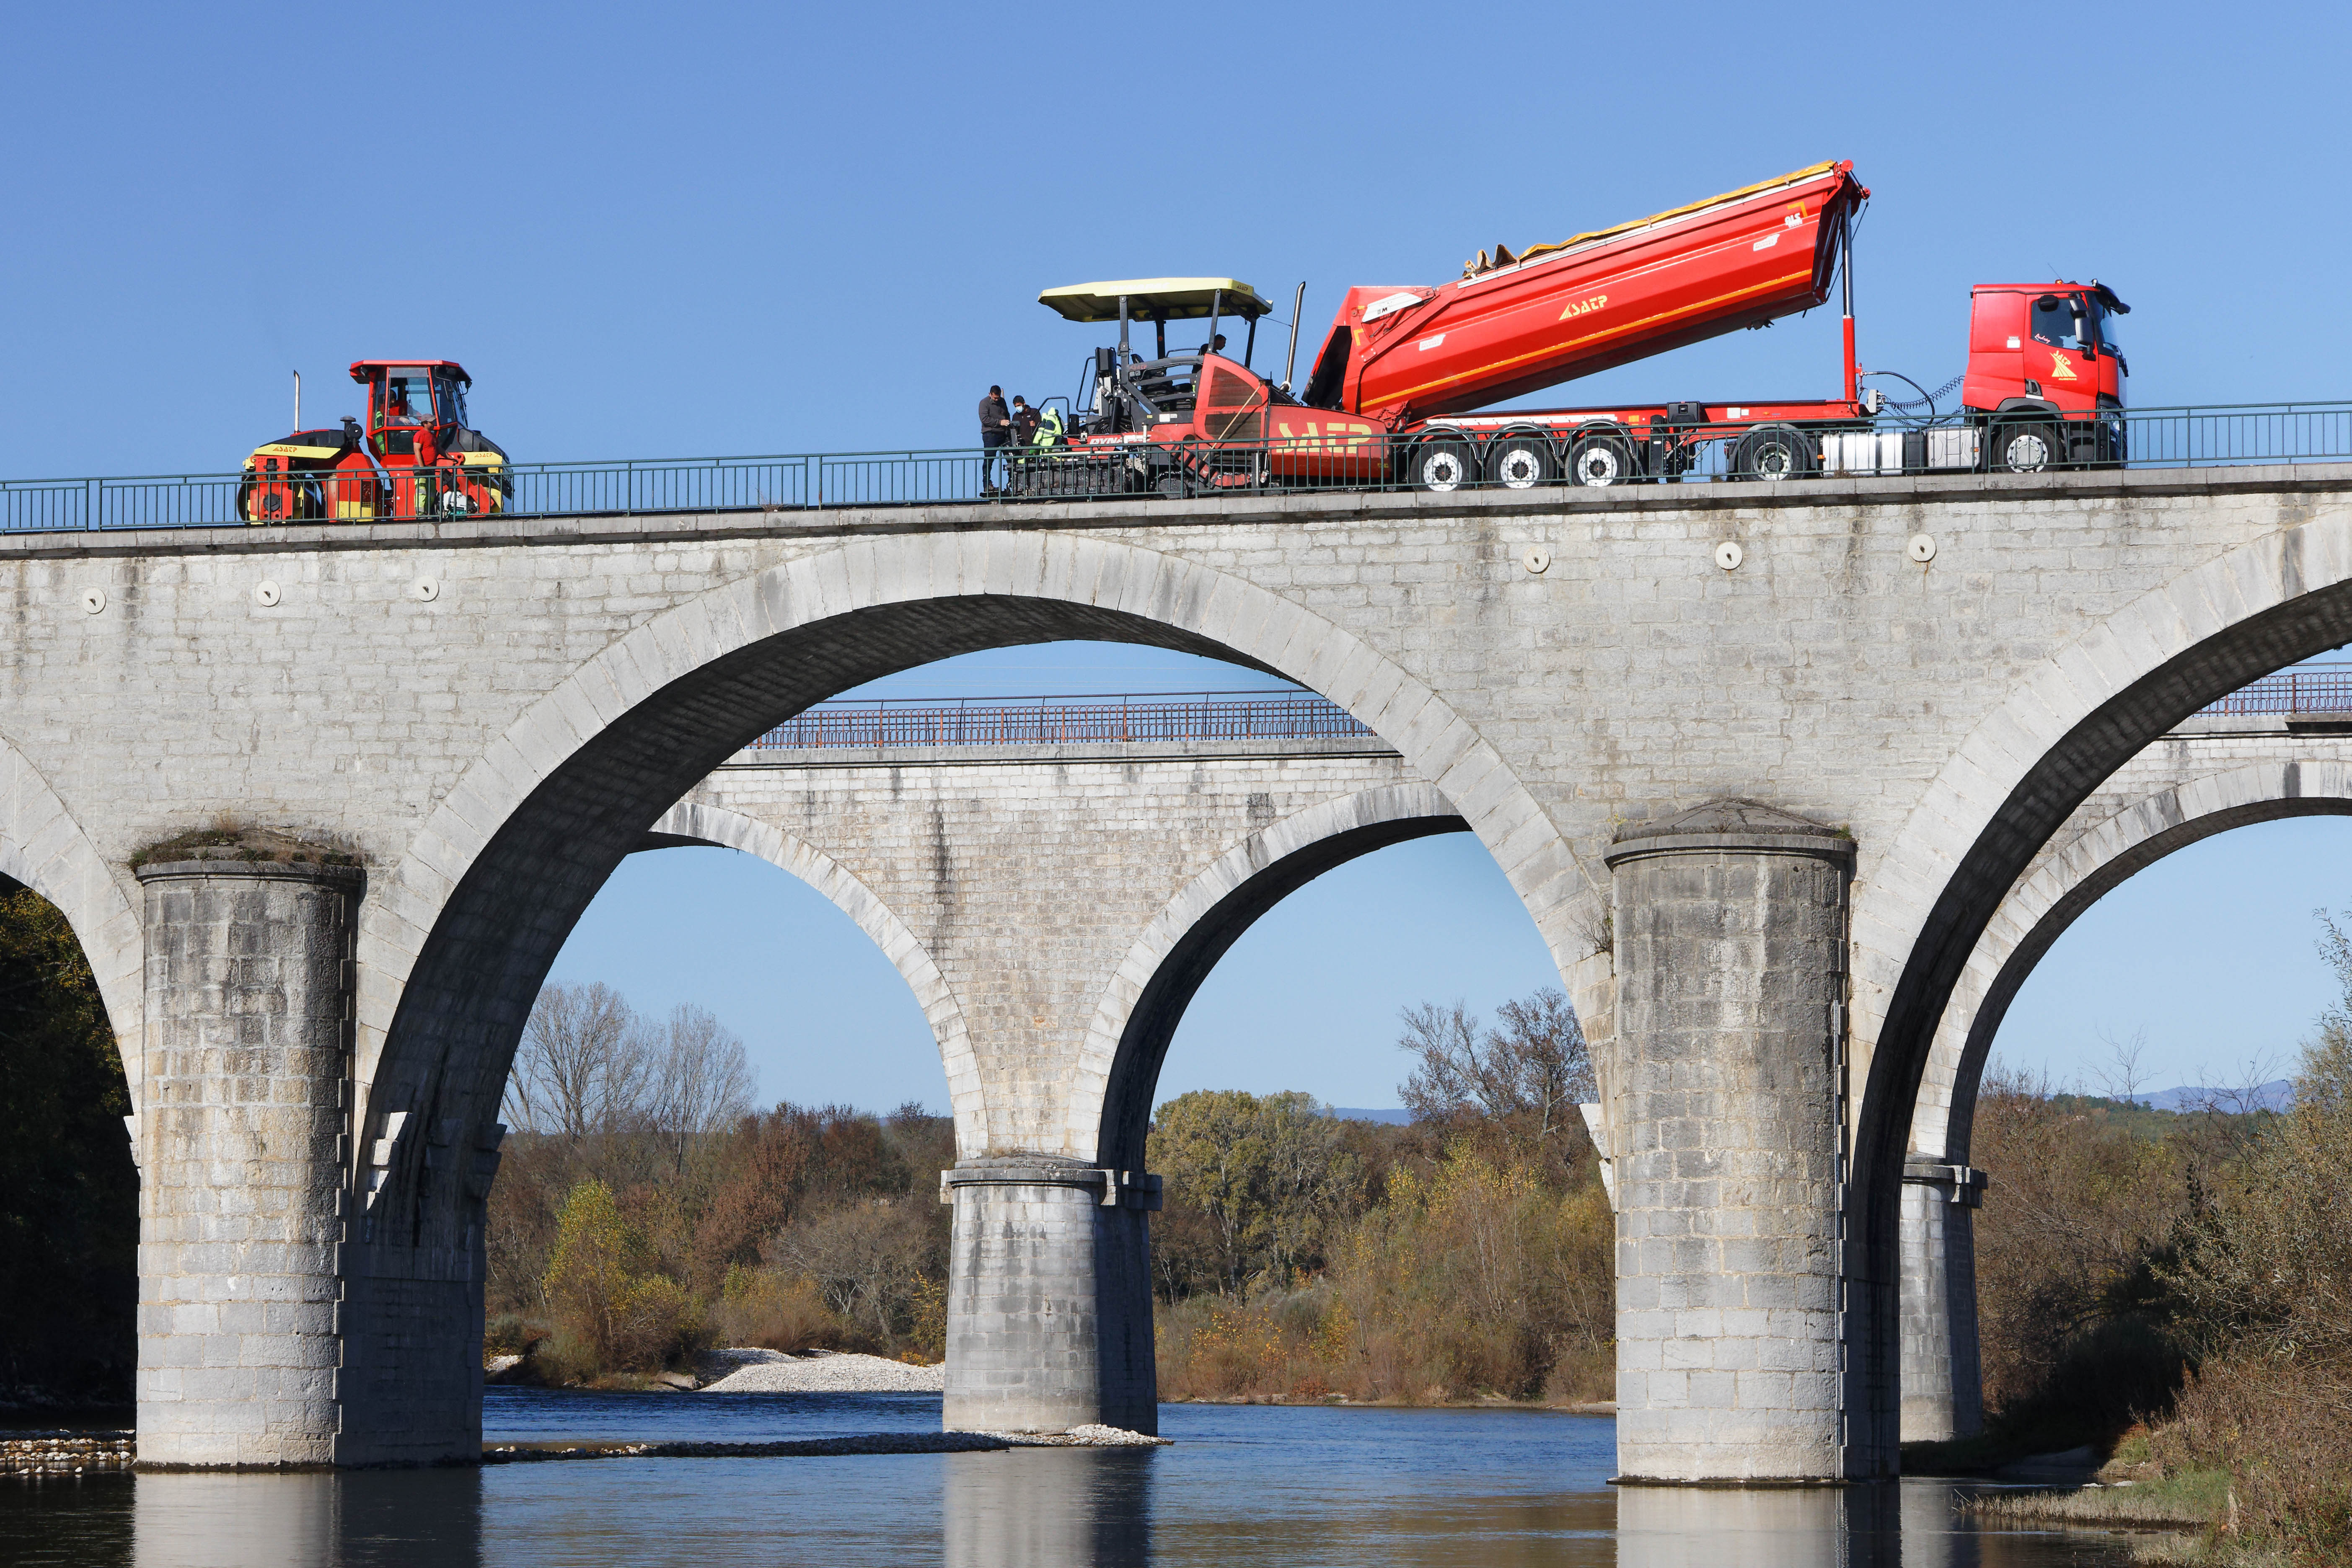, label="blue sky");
[9,3,2351,1110]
